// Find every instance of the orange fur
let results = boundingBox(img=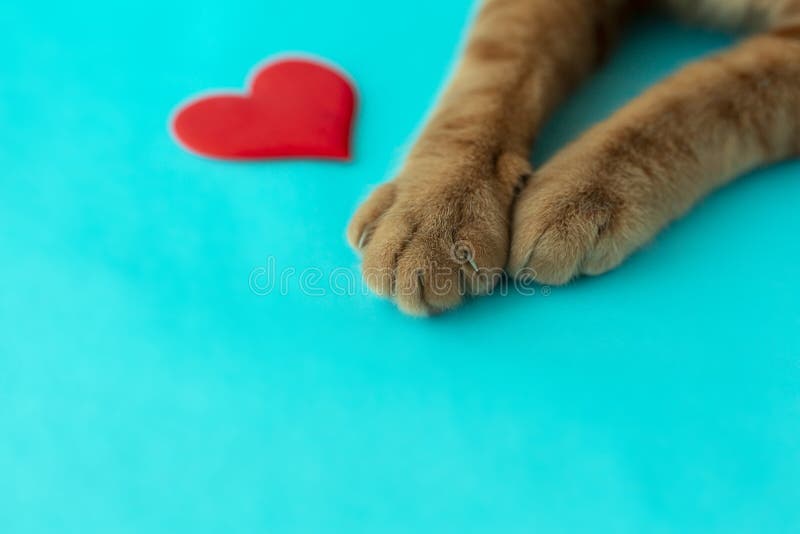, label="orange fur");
[348,0,800,315]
